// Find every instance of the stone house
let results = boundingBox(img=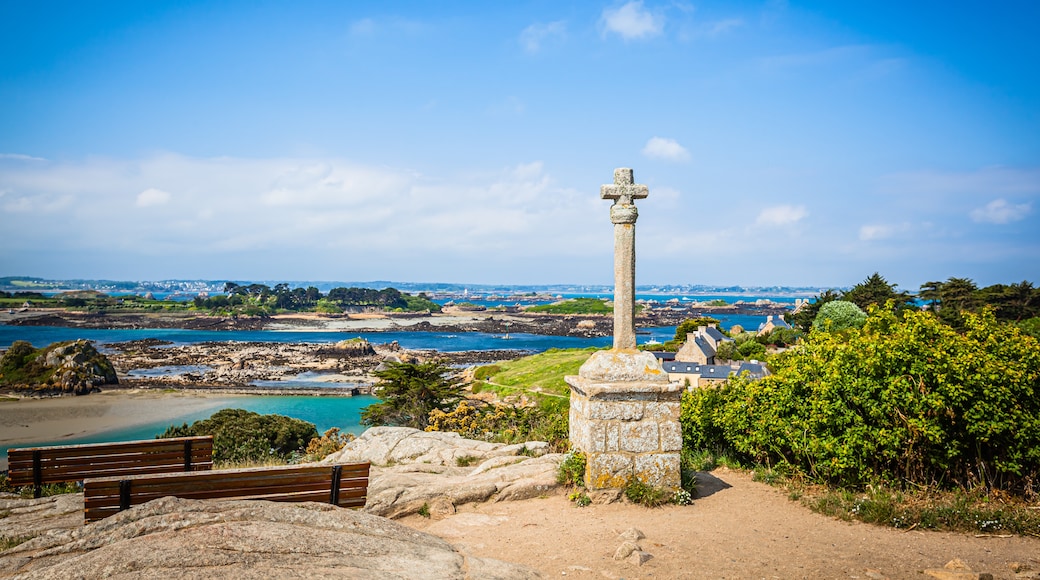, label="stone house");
[673,324,731,365]
[658,324,769,388]
[757,314,792,336]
